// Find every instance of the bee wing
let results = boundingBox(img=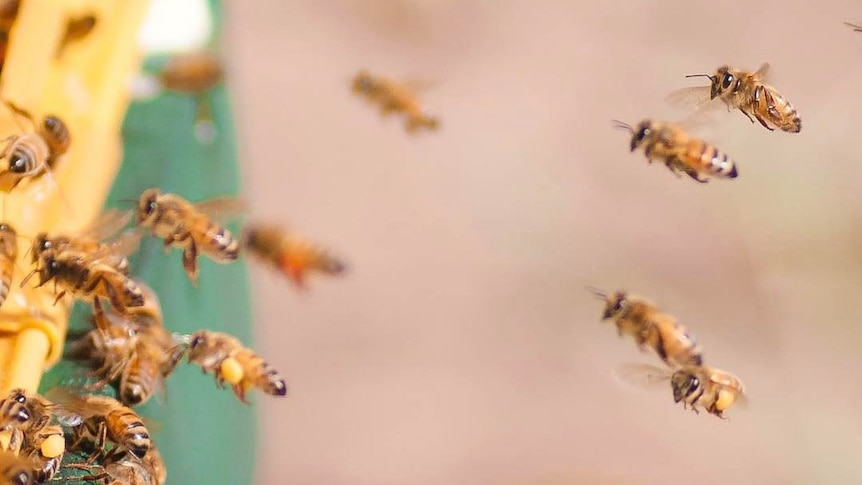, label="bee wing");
[192,197,246,224]
[612,362,672,391]
[43,388,112,419]
[665,86,711,109]
[753,62,770,80]
[81,209,133,241]
[100,229,143,258]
